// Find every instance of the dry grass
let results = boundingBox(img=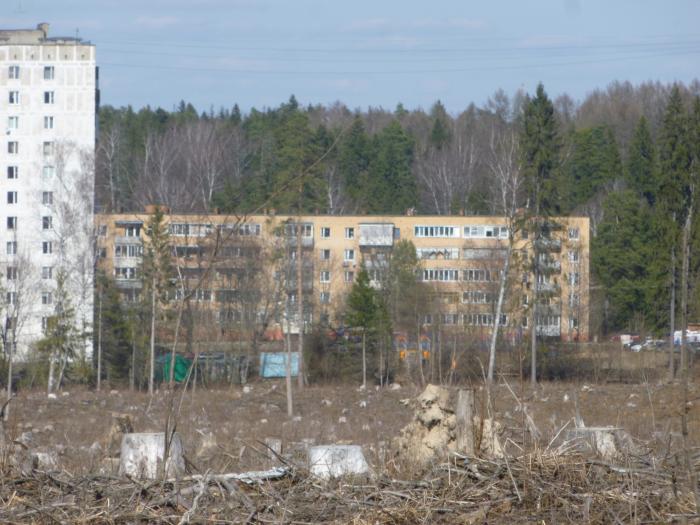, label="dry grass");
[0,371,699,523]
